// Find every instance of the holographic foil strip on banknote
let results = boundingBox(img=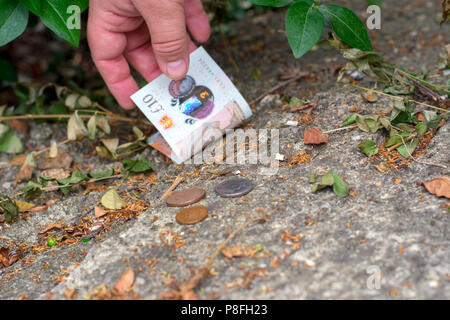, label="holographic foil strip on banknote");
[131,47,252,164]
